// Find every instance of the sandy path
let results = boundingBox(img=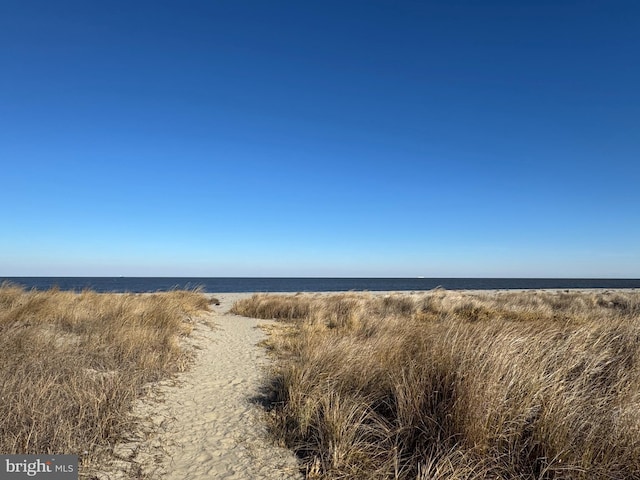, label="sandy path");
[104,293,302,479]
